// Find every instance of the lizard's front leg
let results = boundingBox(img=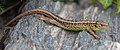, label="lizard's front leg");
[86,26,100,39]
